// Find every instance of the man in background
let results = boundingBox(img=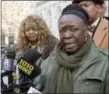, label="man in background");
[72,0,108,48]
